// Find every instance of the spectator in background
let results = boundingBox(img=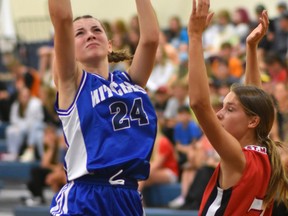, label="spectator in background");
[37,30,55,87]
[0,71,17,123]
[177,43,189,80]
[146,44,178,93]
[173,105,202,167]
[168,137,204,209]
[270,11,288,61]
[4,87,44,162]
[127,26,140,55]
[22,124,61,206]
[126,15,140,56]
[38,45,54,86]
[232,7,251,47]
[180,136,220,210]
[169,135,220,210]
[209,56,240,89]
[218,42,244,79]
[6,58,41,97]
[161,16,189,79]
[272,0,288,35]
[170,91,223,210]
[110,18,129,50]
[39,85,61,129]
[264,52,288,84]
[152,86,170,129]
[45,159,66,195]
[277,0,287,14]
[100,20,131,72]
[46,130,67,194]
[272,82,288,142]
[163,15,189,49]
[203,9,239,58]
[128,14,139,32]
[138,123,179,192]
[111,19,128,39]
[250,4,273,66]
[162,80,190,143]
[159,31,179,66]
